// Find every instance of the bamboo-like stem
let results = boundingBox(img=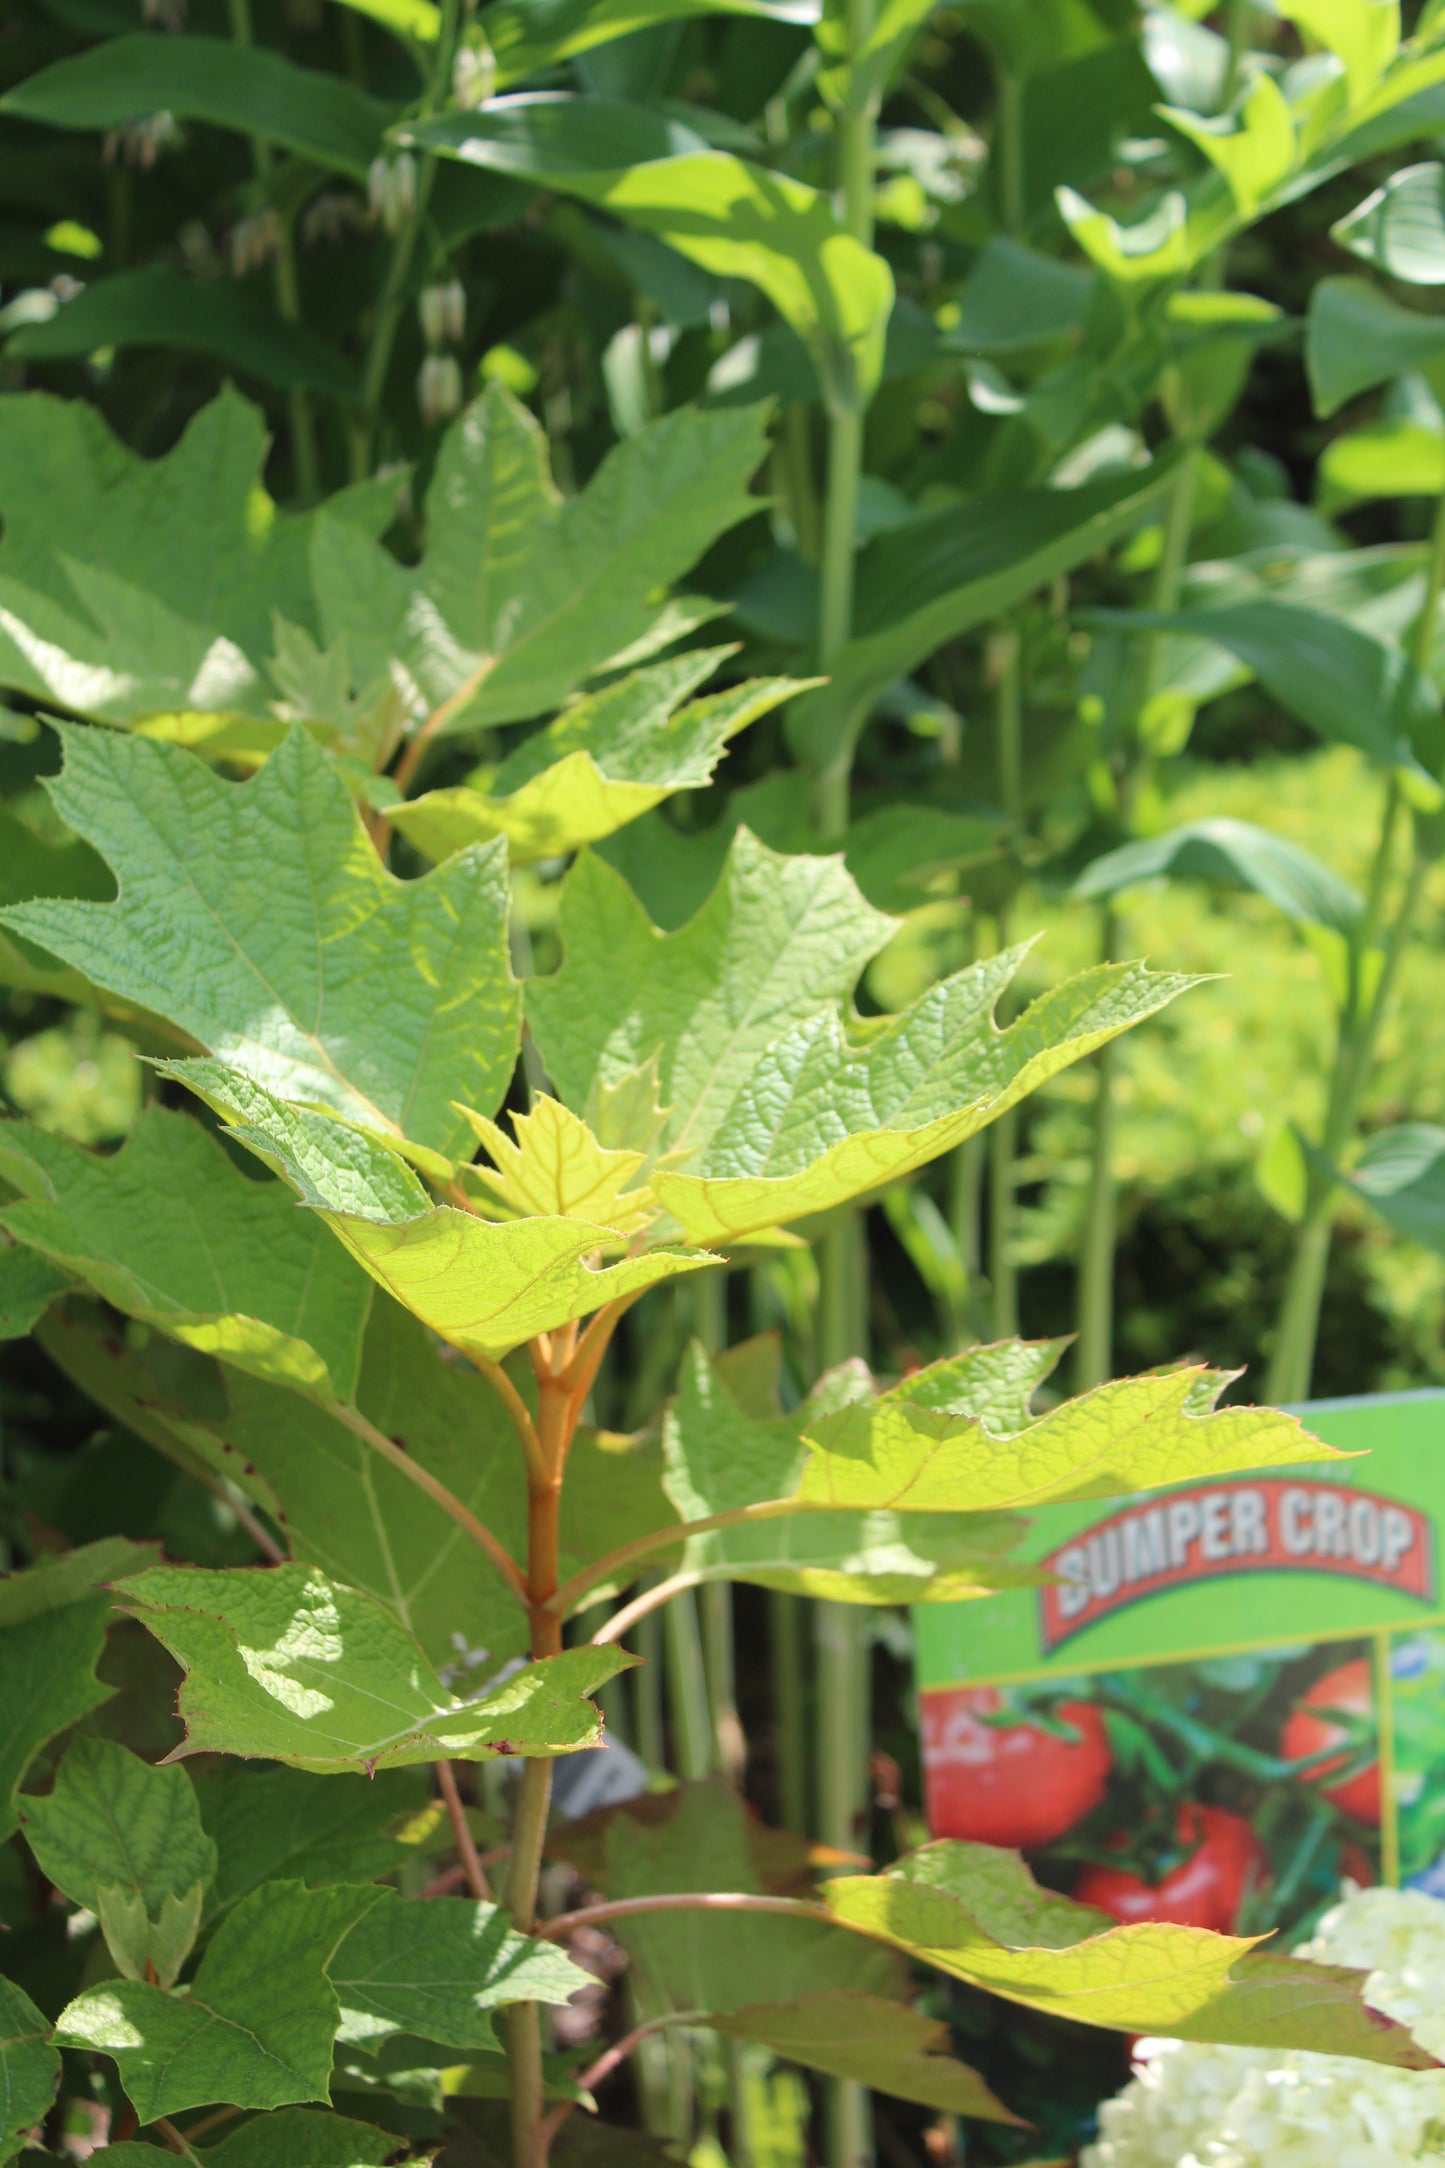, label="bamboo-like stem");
[226,0,320,501]
[770,1590,808,1831]
[437,1760,491,1900]
[664,1588,713,1782]
[693,1270,743,1778]
[633,1595,666,1767]
[1075,447,1202,1388]
[1265,487,1445,1402]
[351,0,464,480]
